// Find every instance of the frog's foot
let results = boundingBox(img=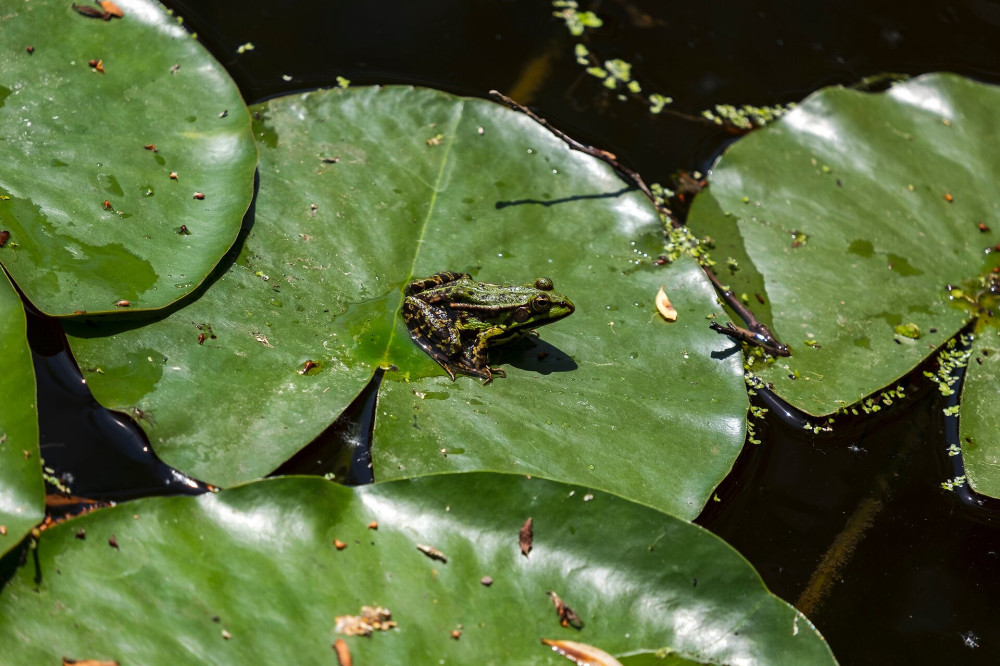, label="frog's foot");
[481,366,506,385]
